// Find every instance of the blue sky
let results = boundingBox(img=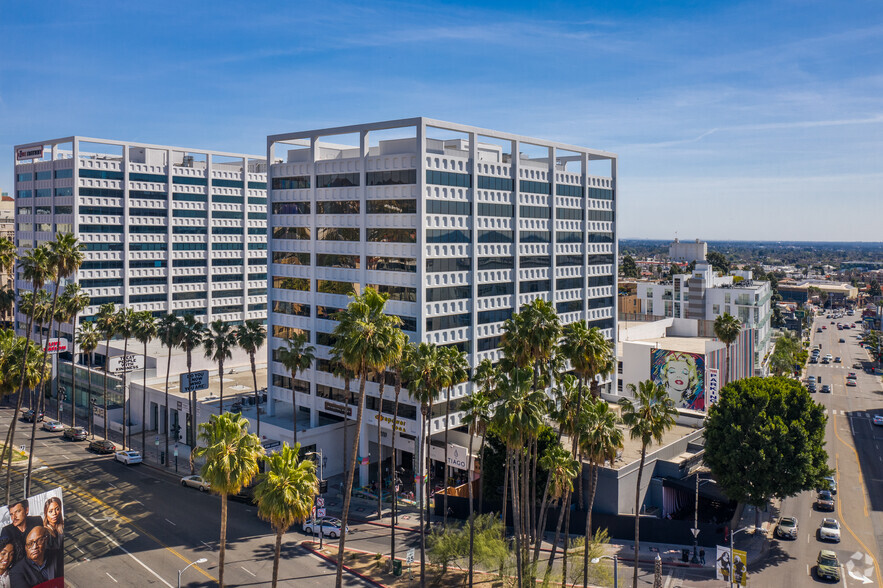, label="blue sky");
[2,1,882,241]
